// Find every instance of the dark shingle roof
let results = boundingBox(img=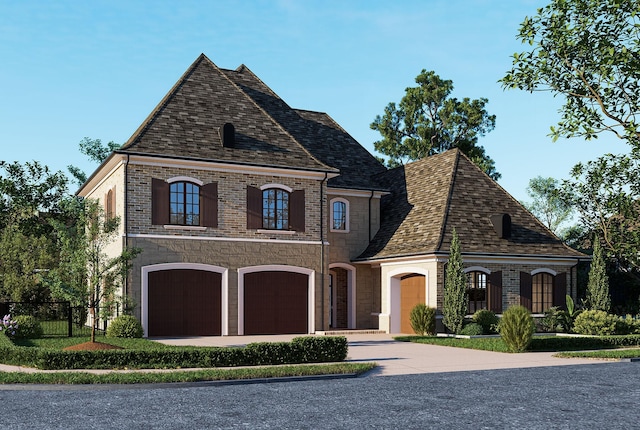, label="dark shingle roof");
[222,64,387,189]
[357,149,585,261]
[119,54,335,173]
